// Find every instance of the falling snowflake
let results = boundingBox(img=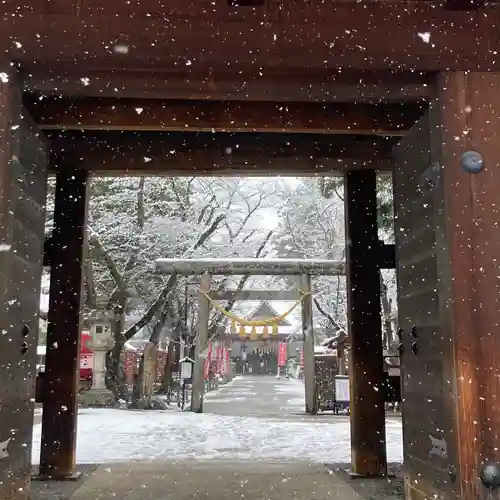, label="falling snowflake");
[417,32,431,44]
[114,44,129,54]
